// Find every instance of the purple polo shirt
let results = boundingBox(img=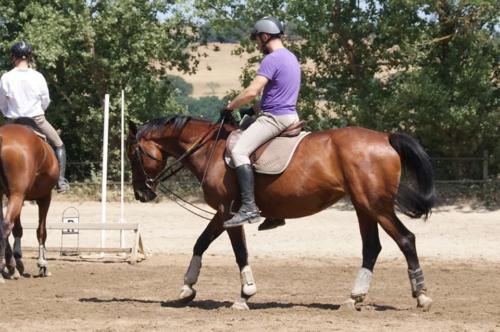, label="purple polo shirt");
[257,48,301,116]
